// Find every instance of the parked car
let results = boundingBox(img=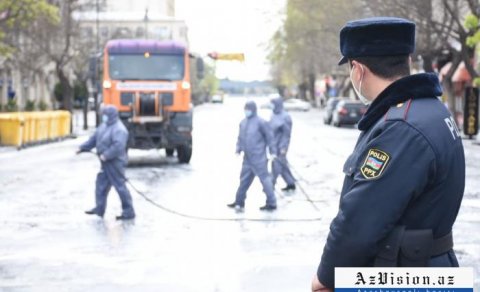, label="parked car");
[268,93,281,99]
[323,97,341,124]
[211,94,224,103]
[332,100,367,127]
[283,98,311,112]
